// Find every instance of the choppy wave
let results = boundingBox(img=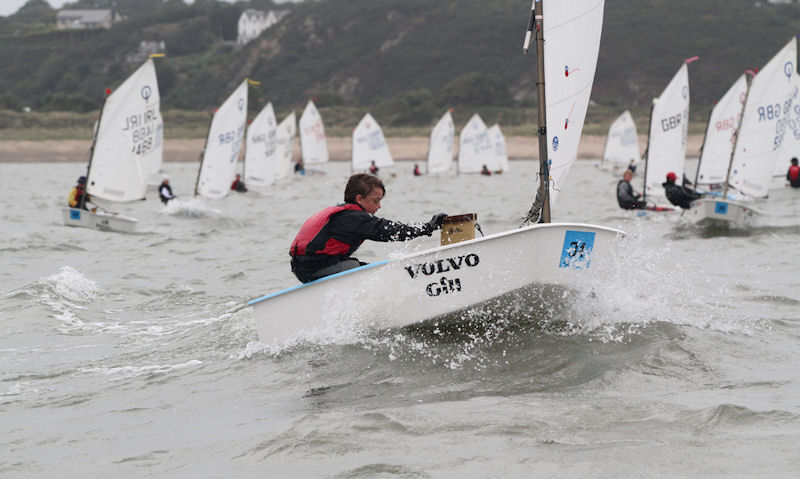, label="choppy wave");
[161,197,222,218]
